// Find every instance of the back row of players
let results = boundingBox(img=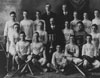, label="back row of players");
[3,3,100,72]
